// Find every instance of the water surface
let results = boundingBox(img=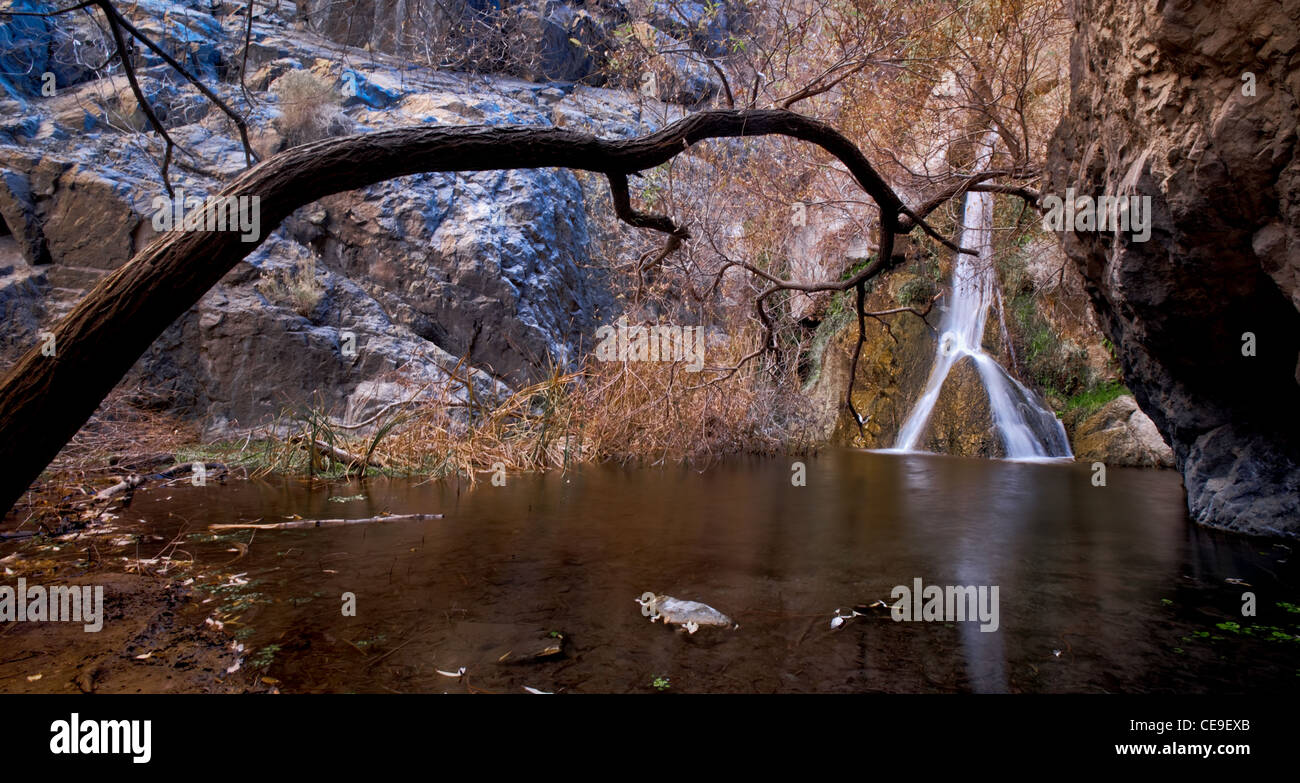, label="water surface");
[127,450,1300,693]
